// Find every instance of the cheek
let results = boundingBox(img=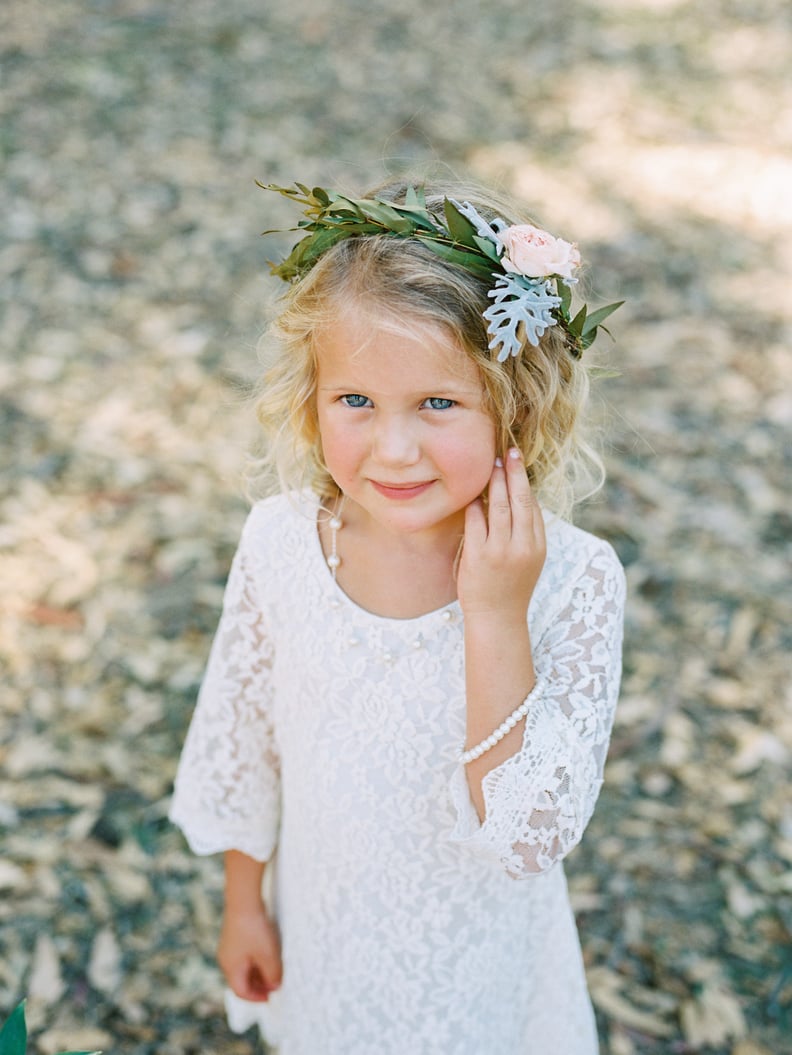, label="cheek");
[317,415,359,477]
[443,421,496,491]
[466,449,498,494]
